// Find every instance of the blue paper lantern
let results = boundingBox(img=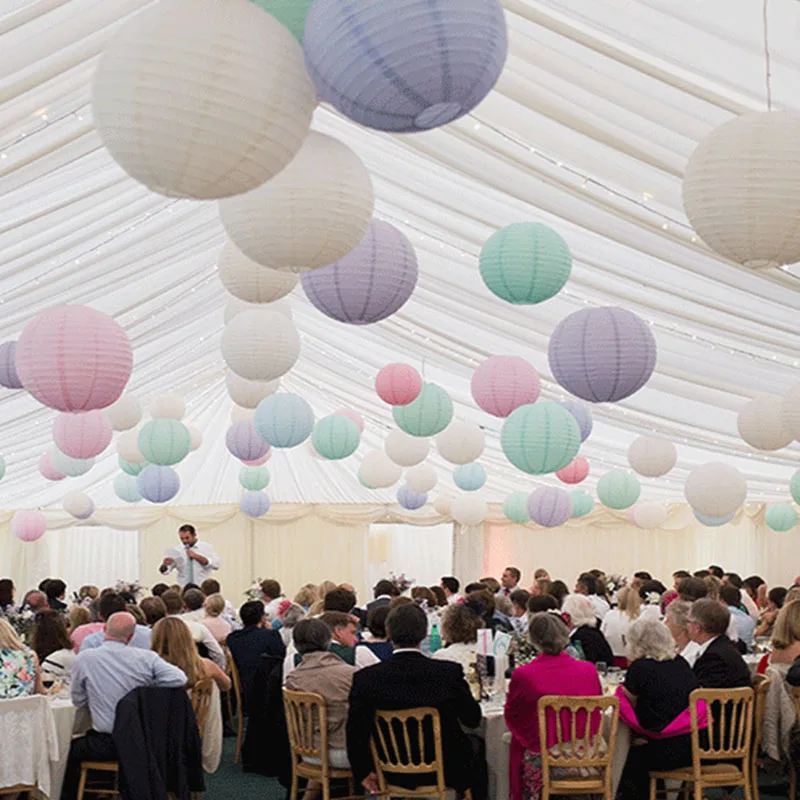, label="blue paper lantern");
[453,463,486,492]
[114,473,141,504]
[556,399,593,442]
[397,485,427,510]
[303,0,508,133]
[254,393,314,448]
[240,490,271,518]
[694,510,735,527]
[137,465,180,503]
